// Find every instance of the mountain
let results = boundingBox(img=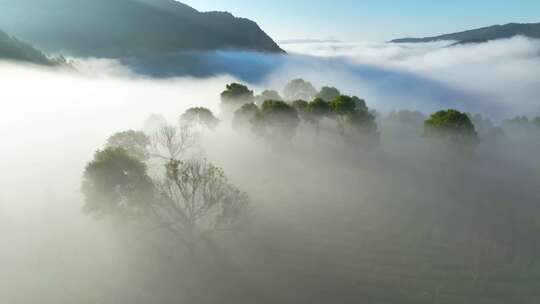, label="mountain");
[0,0,284,57]
[0,29,55,65]
[391,22,540,44]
